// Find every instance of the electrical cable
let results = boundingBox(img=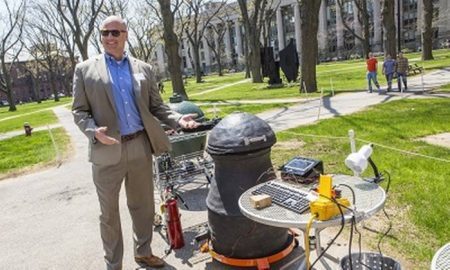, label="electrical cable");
[349,215,355,270]
[377,171,393,269]
[304,214,317,270]
[309,195,345,270]
[337,183,356,205]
